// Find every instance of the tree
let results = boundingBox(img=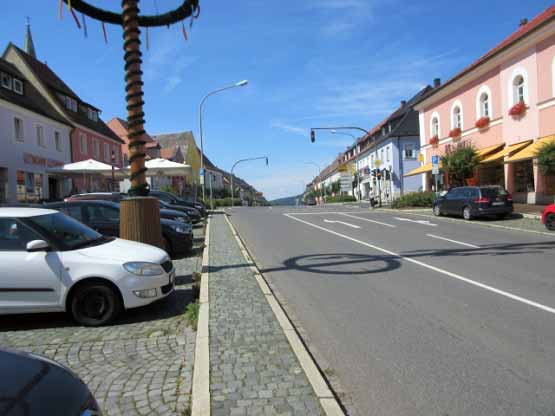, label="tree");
[536,141,555,177]
[441,142,479,186]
